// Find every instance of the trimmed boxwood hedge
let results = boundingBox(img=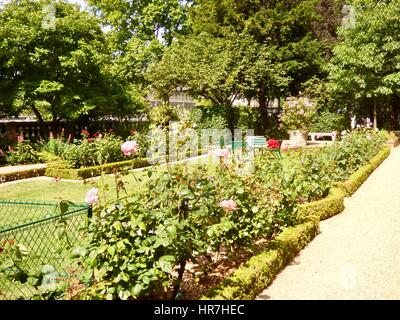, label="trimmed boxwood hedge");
[337,146,390,196]
[202,217,319,300]
[297,187,345,221]
[45,158,149,180]
[0,167,46,184]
